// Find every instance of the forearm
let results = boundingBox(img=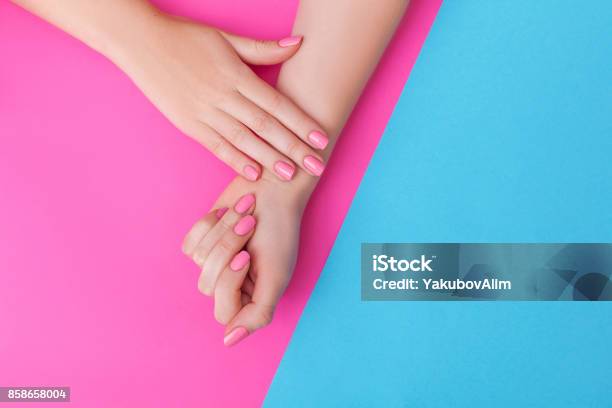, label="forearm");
[276,0,408,196]
[9,0,160,65]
